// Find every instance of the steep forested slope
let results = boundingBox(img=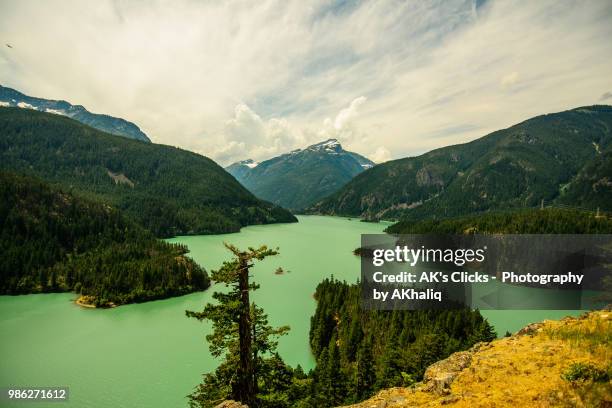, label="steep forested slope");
[0,172,209,306]
[309,106,612,220]
[305,278,495,406]
[0,107,296,237]
[557,144,612,210]
[387,208,612,234]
